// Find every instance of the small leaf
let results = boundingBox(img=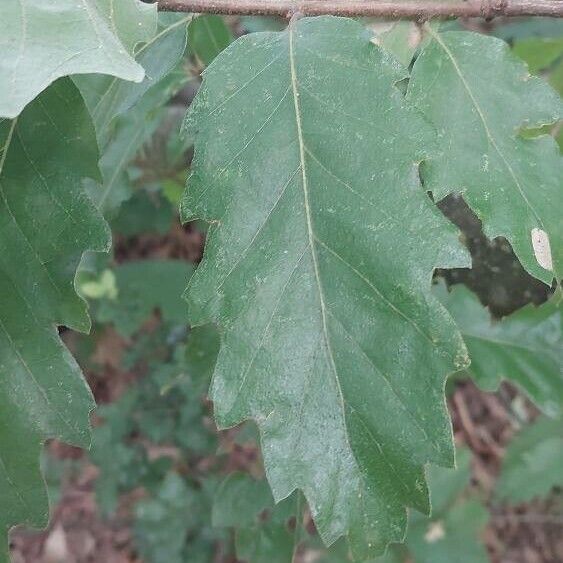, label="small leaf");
[437,283,563,417]
[112,191,175,237]
[0,0,156,118]
[496,416,563,503]
[213,473,277,528]
[188,15,234,66]
[213,473,295,563]
[183,16,469,557]
[408,30,563,283]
